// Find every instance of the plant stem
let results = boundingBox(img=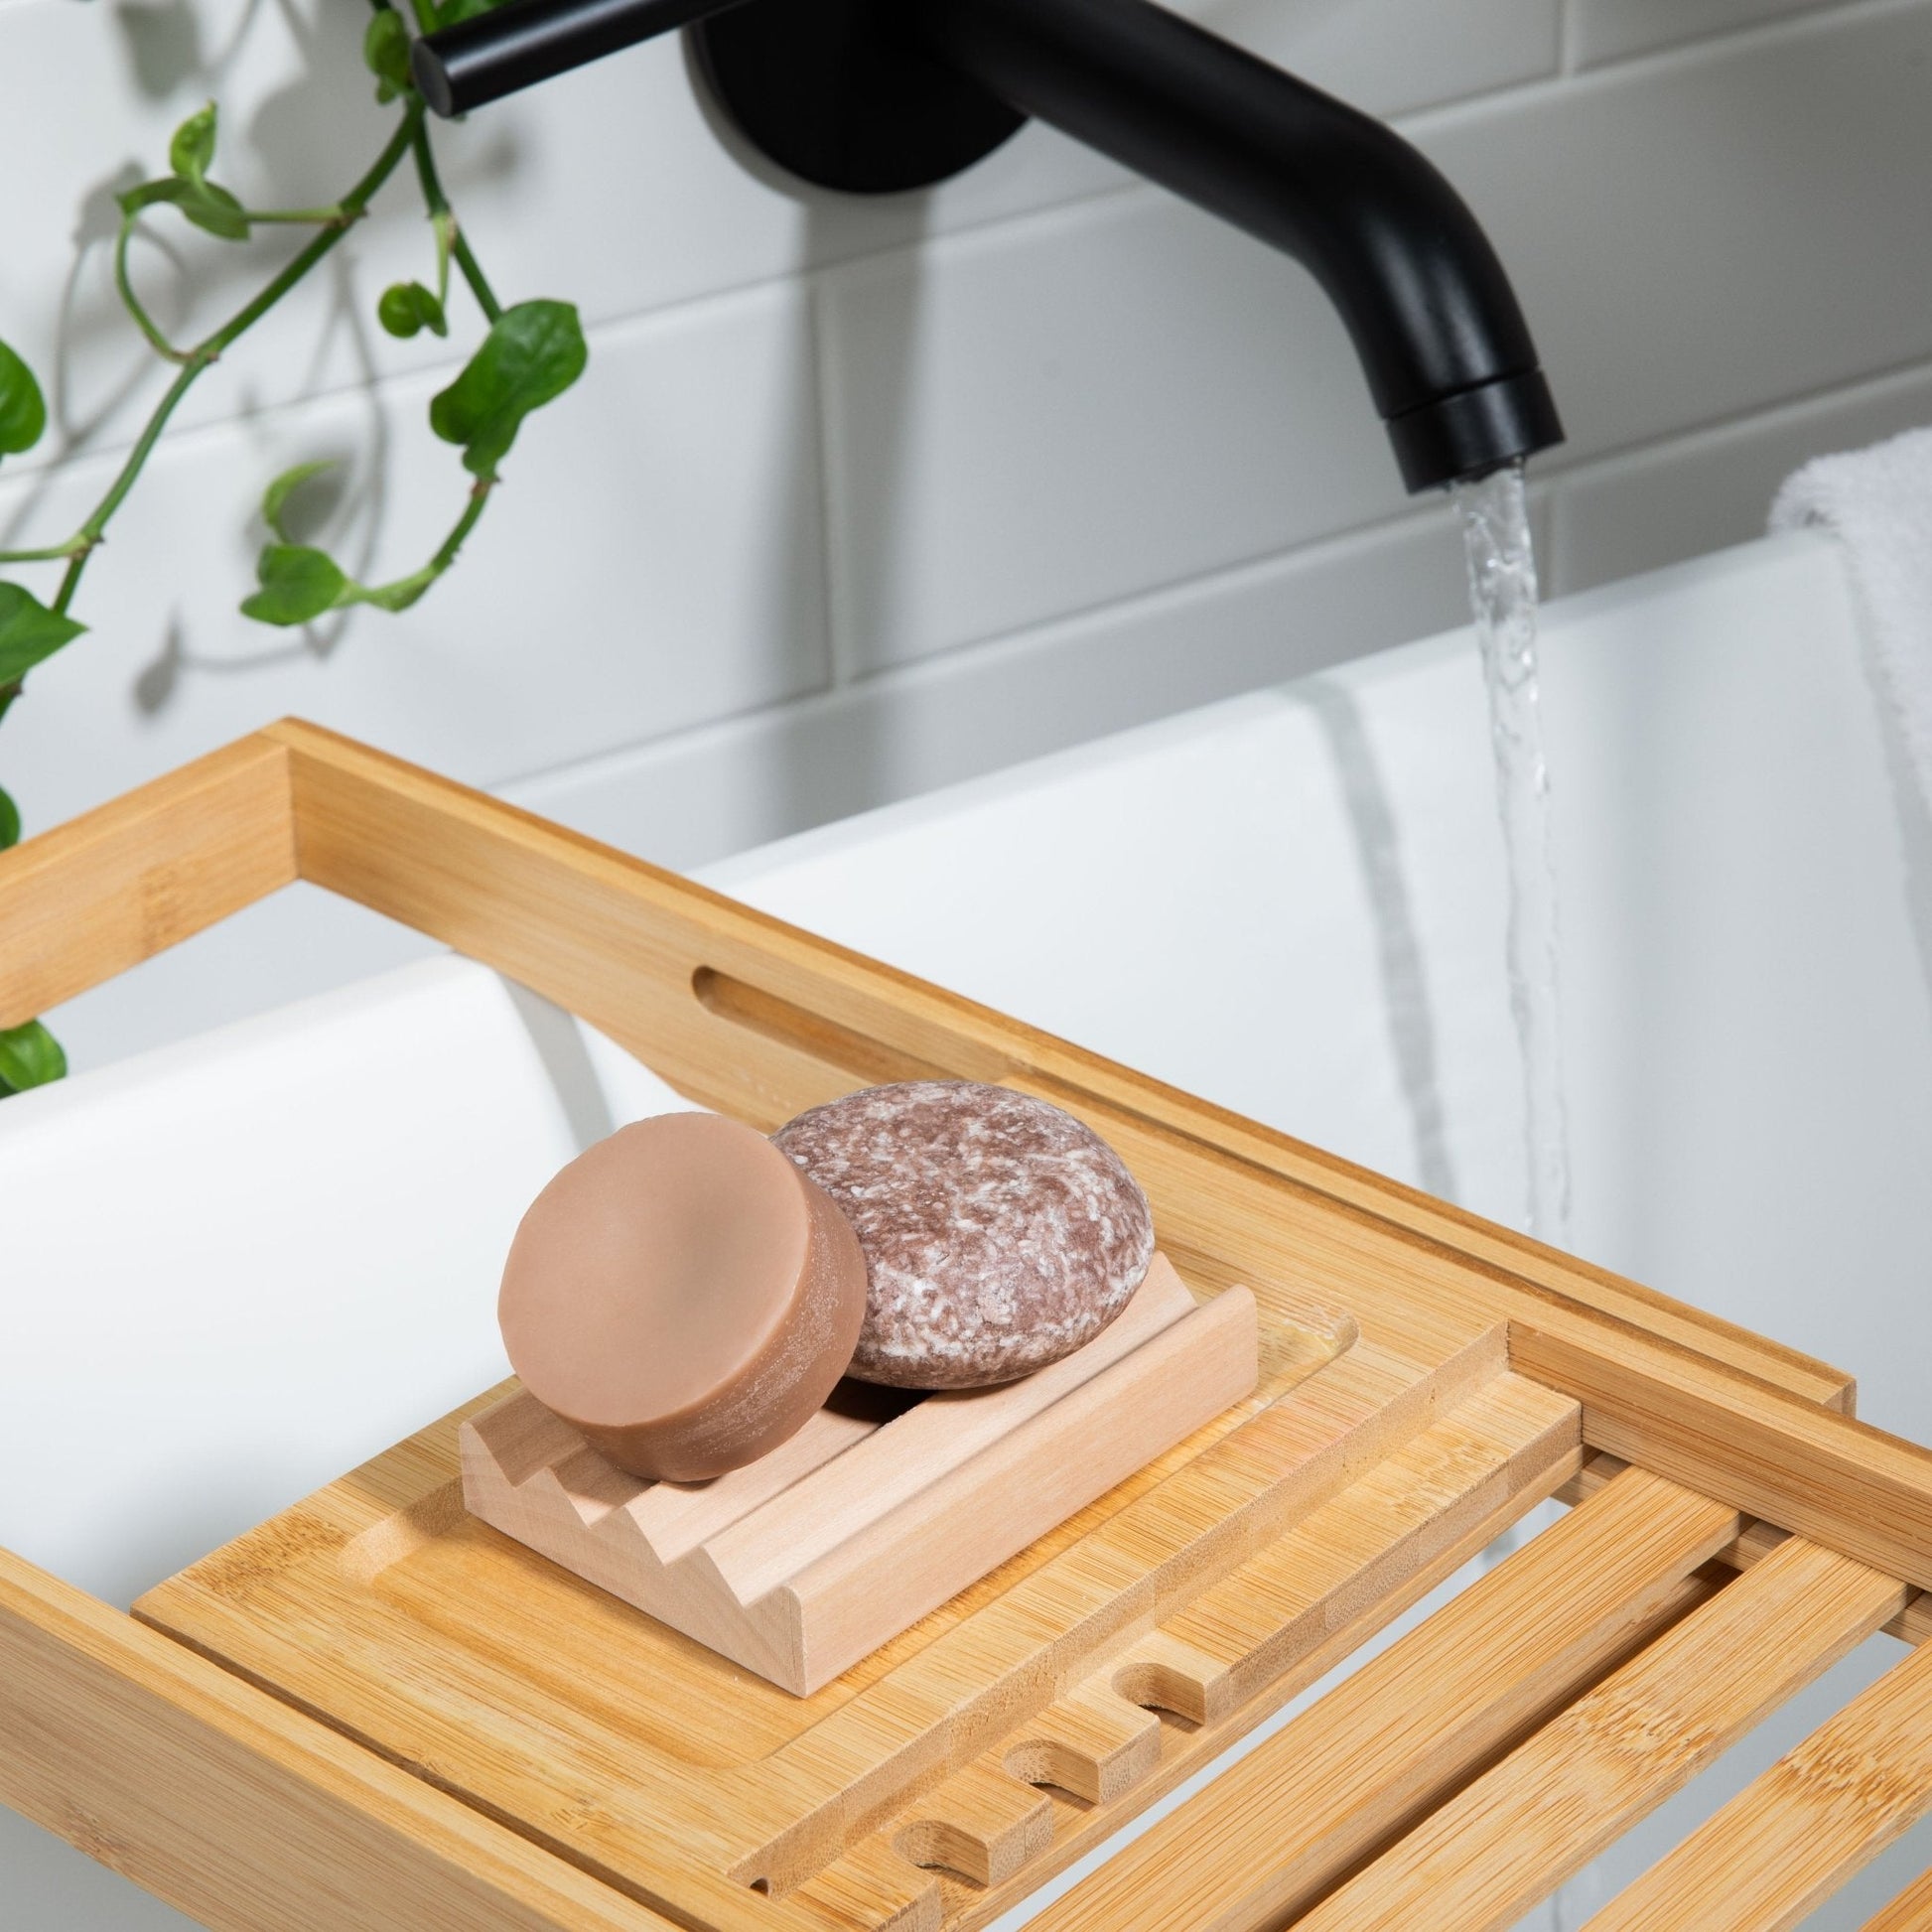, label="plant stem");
[52,363,199,615]
[354,475,493,609]
[0,540,85,564]
[241,205,355,225]
[411,123,502,323]
[51,102,426,619]
[114,219,194,364]
[202,105,421,359]
[0,682,19,729]
[433,474,493,569]
[449,231,501,325]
